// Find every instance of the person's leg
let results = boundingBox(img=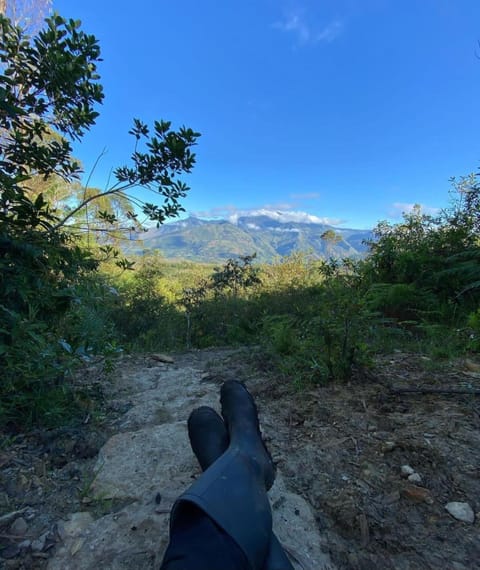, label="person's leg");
[161,381,273,569]
[160,383,294,570]
[160,502,248,570]
[161,406,248,570]
[167,381,274,570]
[186,404,295,570]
